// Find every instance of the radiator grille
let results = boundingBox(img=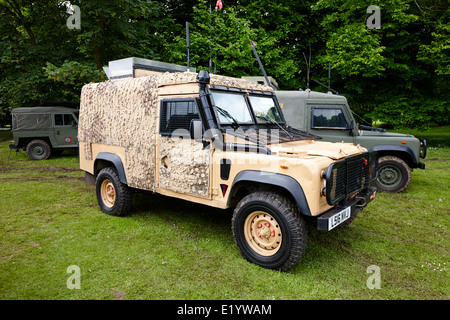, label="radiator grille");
[326,152,377,205]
